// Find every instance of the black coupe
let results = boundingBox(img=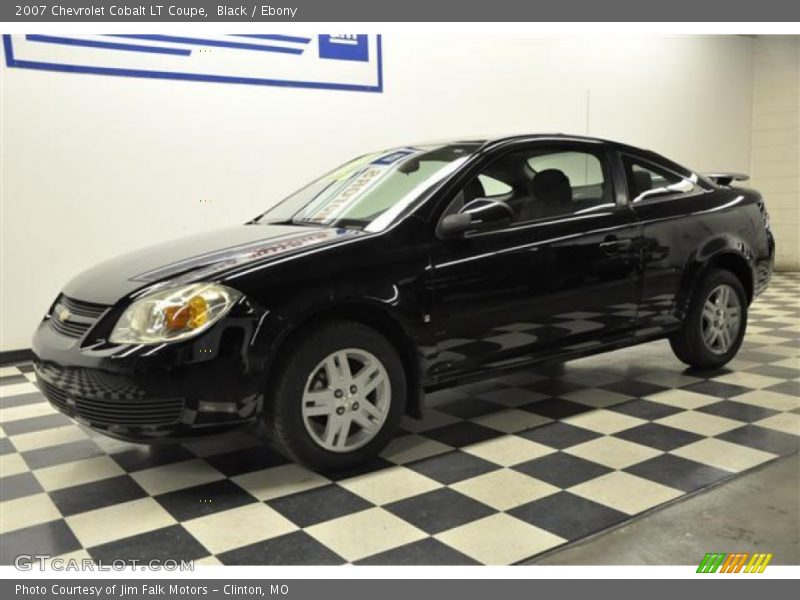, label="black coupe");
[33,135,775,470]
